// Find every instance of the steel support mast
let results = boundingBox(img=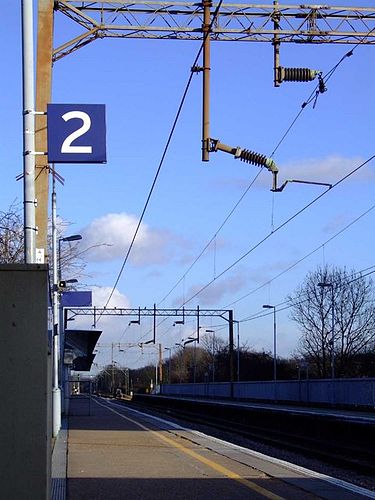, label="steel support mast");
[22,0,37,263]
[35,0,54,257]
